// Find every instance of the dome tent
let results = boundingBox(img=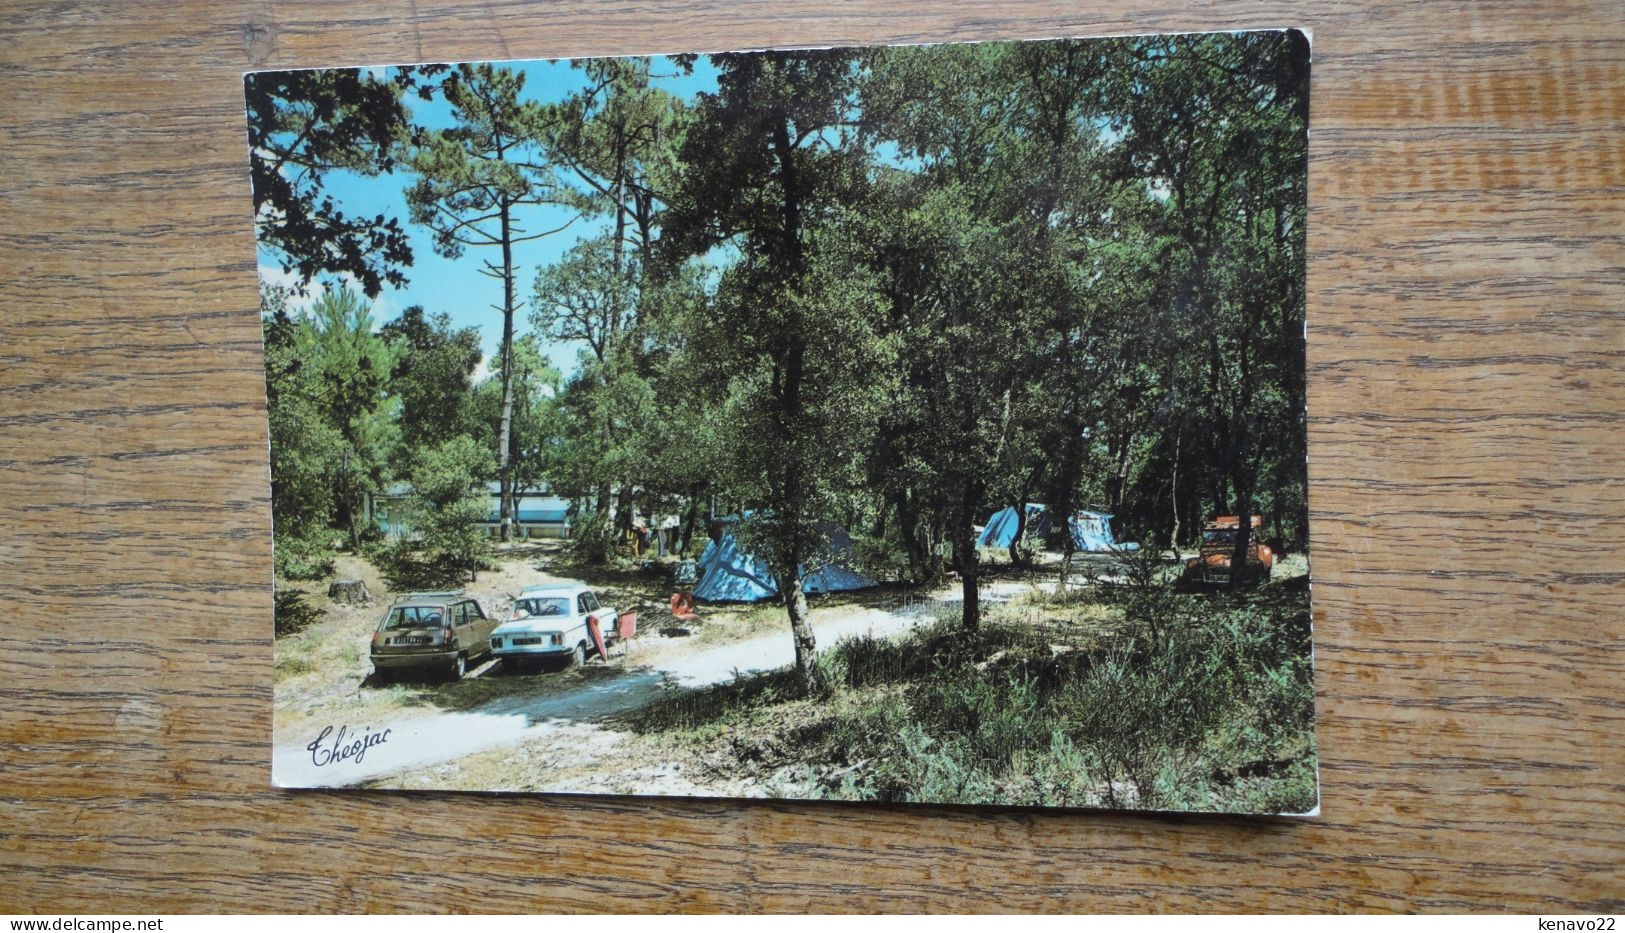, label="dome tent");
[977,503,1139,553]
[977,503,1051,548]
[1069,510,1139,552]
[691,518,877,603]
